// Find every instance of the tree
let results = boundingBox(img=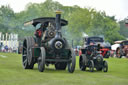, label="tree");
[119,19,128,38]
[0,5,15,33]
[0,0,125,44]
